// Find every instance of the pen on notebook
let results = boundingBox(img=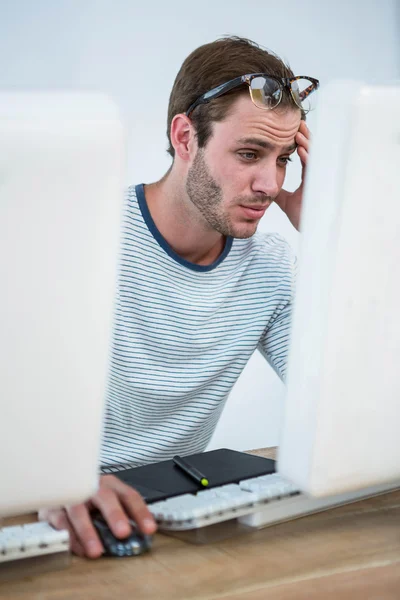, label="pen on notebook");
[173,455,209,487]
